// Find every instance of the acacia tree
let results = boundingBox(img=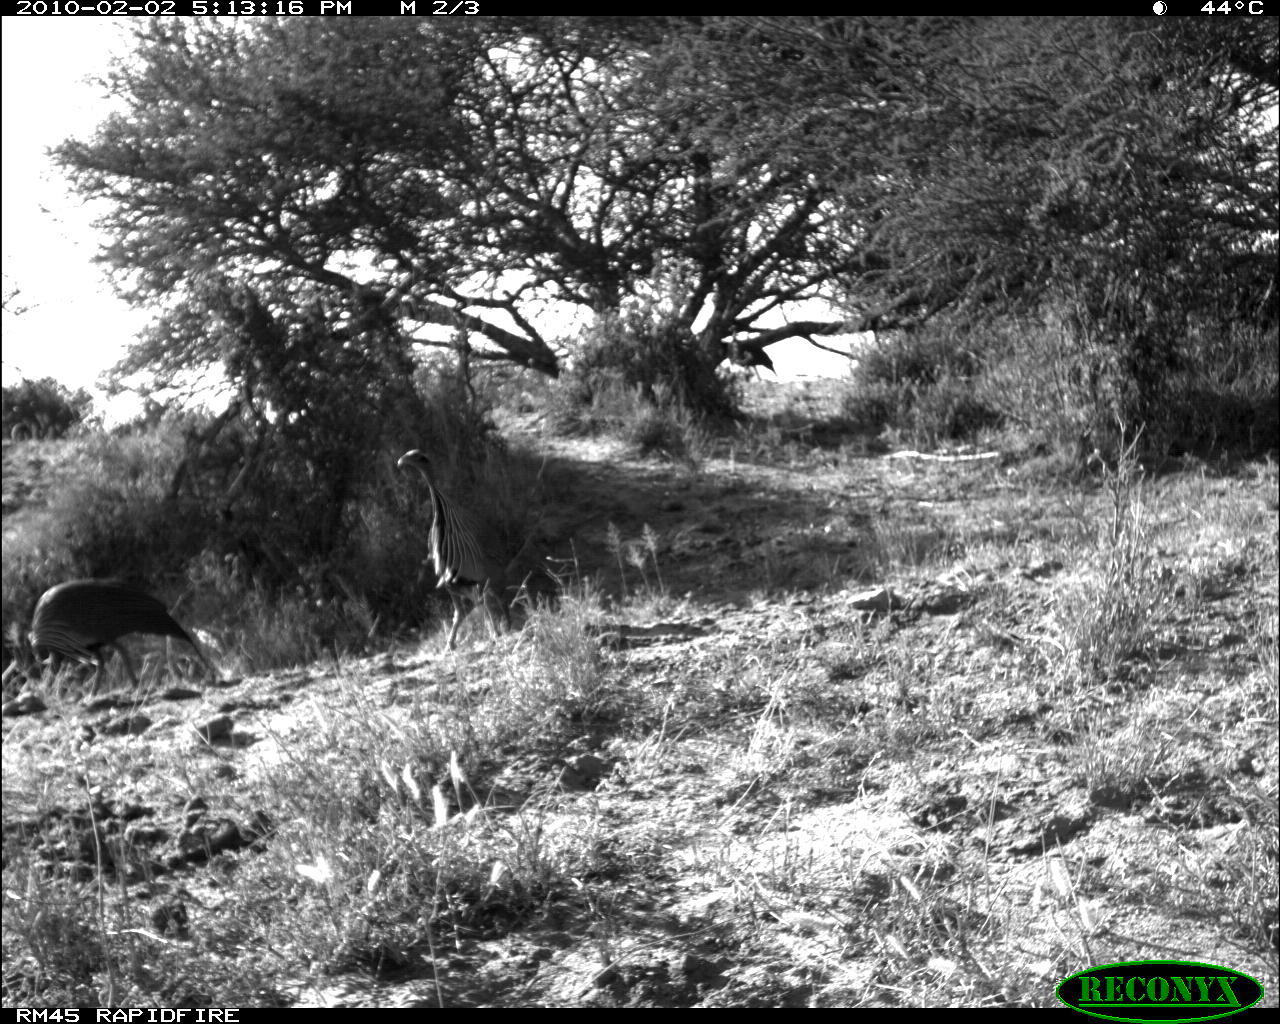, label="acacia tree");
[58,17,918,418]
[706,17,1277,428]
[61,19,539,381]
[58,17,1274,434]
